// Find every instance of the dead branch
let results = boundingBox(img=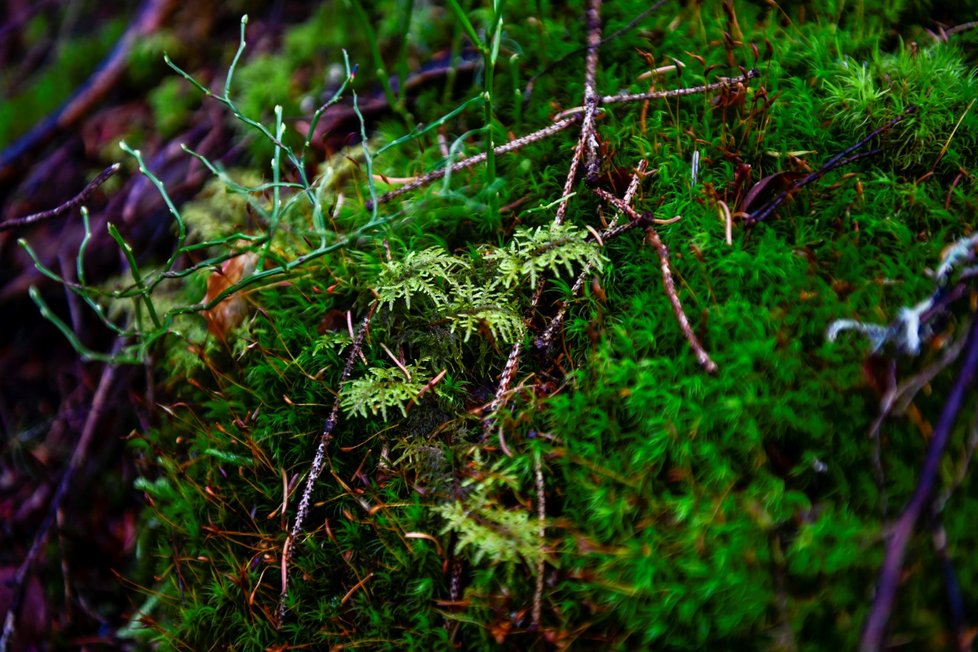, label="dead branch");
[860,313,978,652]
[522,0,668,106]
[483,1,608,438]
[536,160,648,350]
[582,0,603,181]
[555,0,602,225]
[369,70,761,211]
[0,0,177,183]
[599,69,759,105]
[747,108,912,224]
[0,164,120,232]
[531,449,546,630]
[277,311,372,625]
[0,337,125,652]
[593,187,718,374]
[365,115,582,209]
